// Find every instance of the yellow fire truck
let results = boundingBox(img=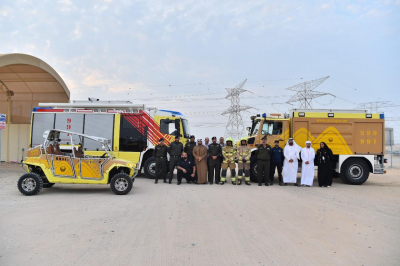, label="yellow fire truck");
[246,109,386,185]
[29,100,191,178]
